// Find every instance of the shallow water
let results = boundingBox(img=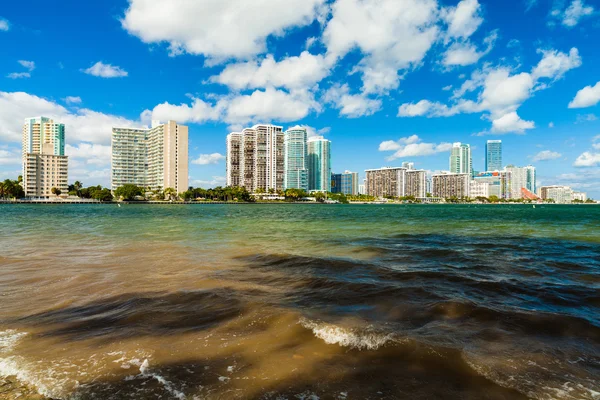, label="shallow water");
[0,204,599,399]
